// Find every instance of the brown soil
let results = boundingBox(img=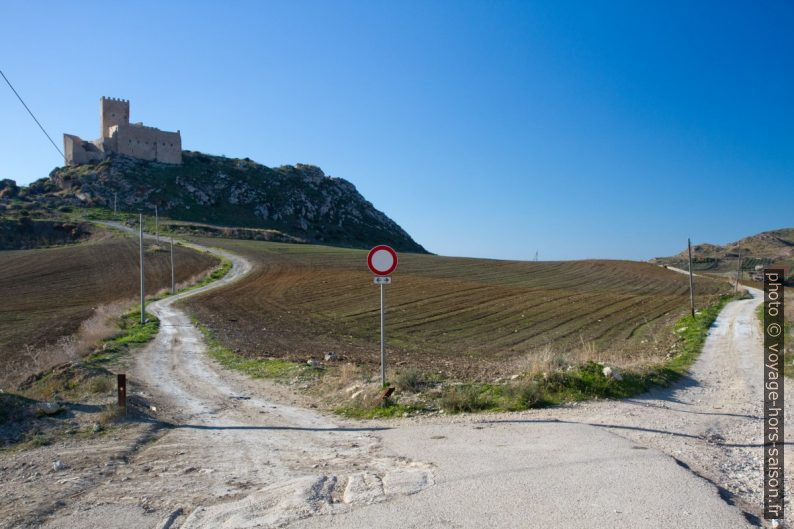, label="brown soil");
[0,236,218,388]
[181,238,731,380]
